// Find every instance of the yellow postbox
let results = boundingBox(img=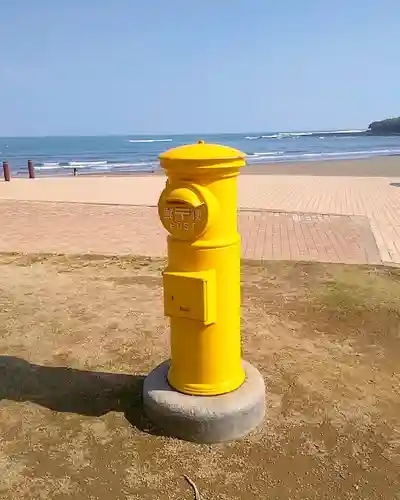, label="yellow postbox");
[158,140,246,396]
